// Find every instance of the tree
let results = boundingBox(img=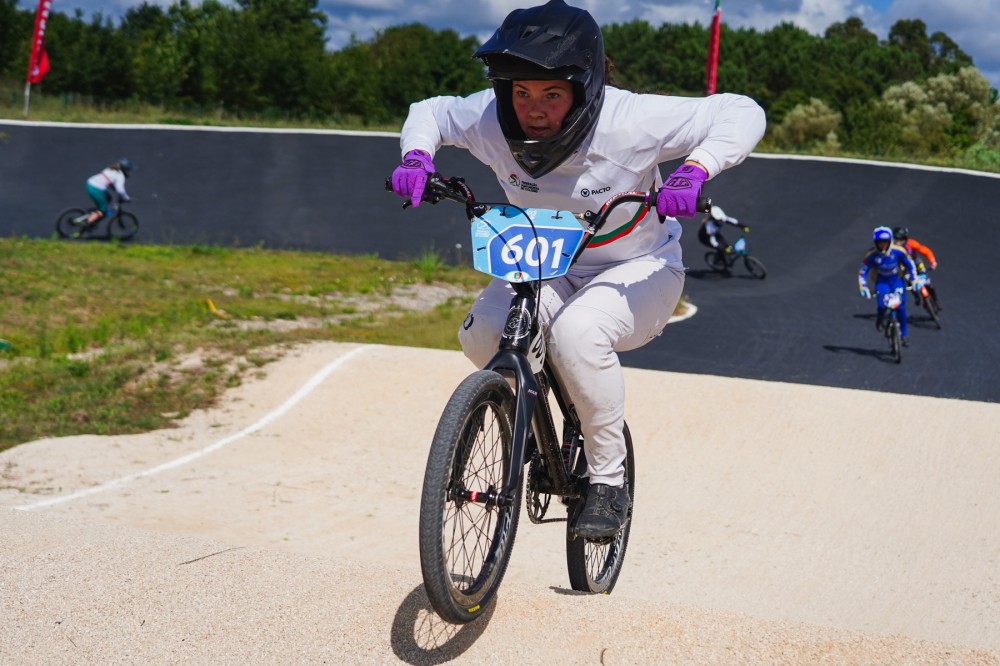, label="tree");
[824,17,877,46]
[771,98,842,150]
[43,9,133,101]
[121,3,188,104]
